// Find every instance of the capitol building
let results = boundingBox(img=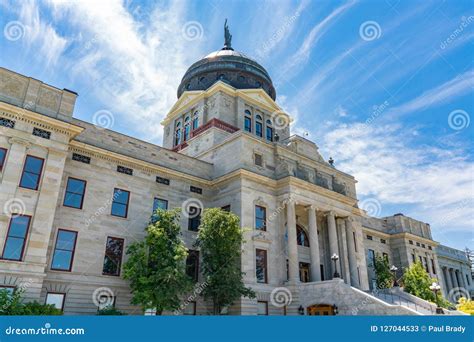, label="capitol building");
[0,28,472,315]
